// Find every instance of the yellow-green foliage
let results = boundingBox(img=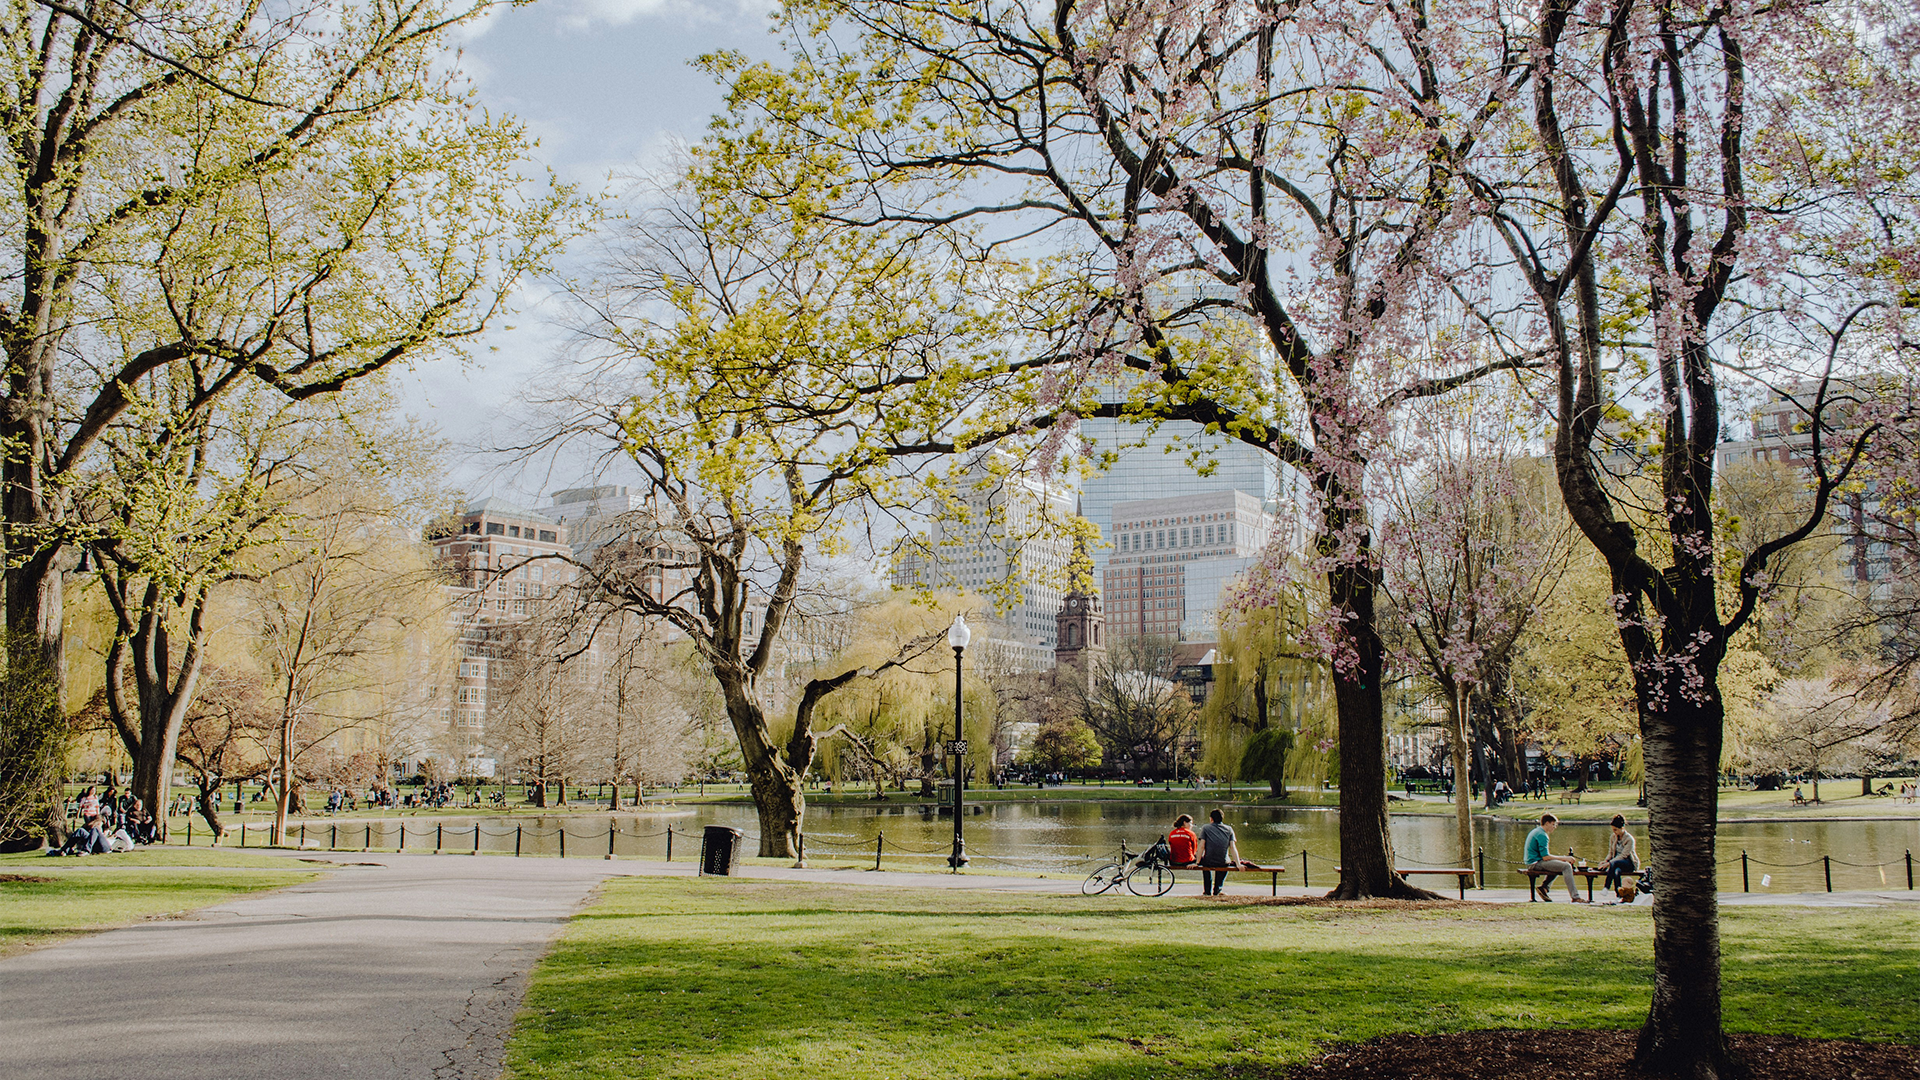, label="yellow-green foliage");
[1200,568,1333,786]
